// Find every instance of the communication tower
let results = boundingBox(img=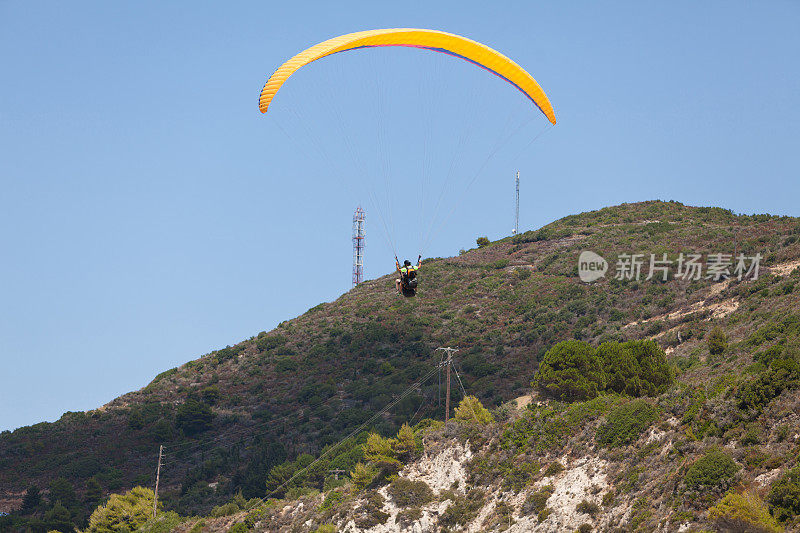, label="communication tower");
[512,171,520,235]
[352,206,365,286]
